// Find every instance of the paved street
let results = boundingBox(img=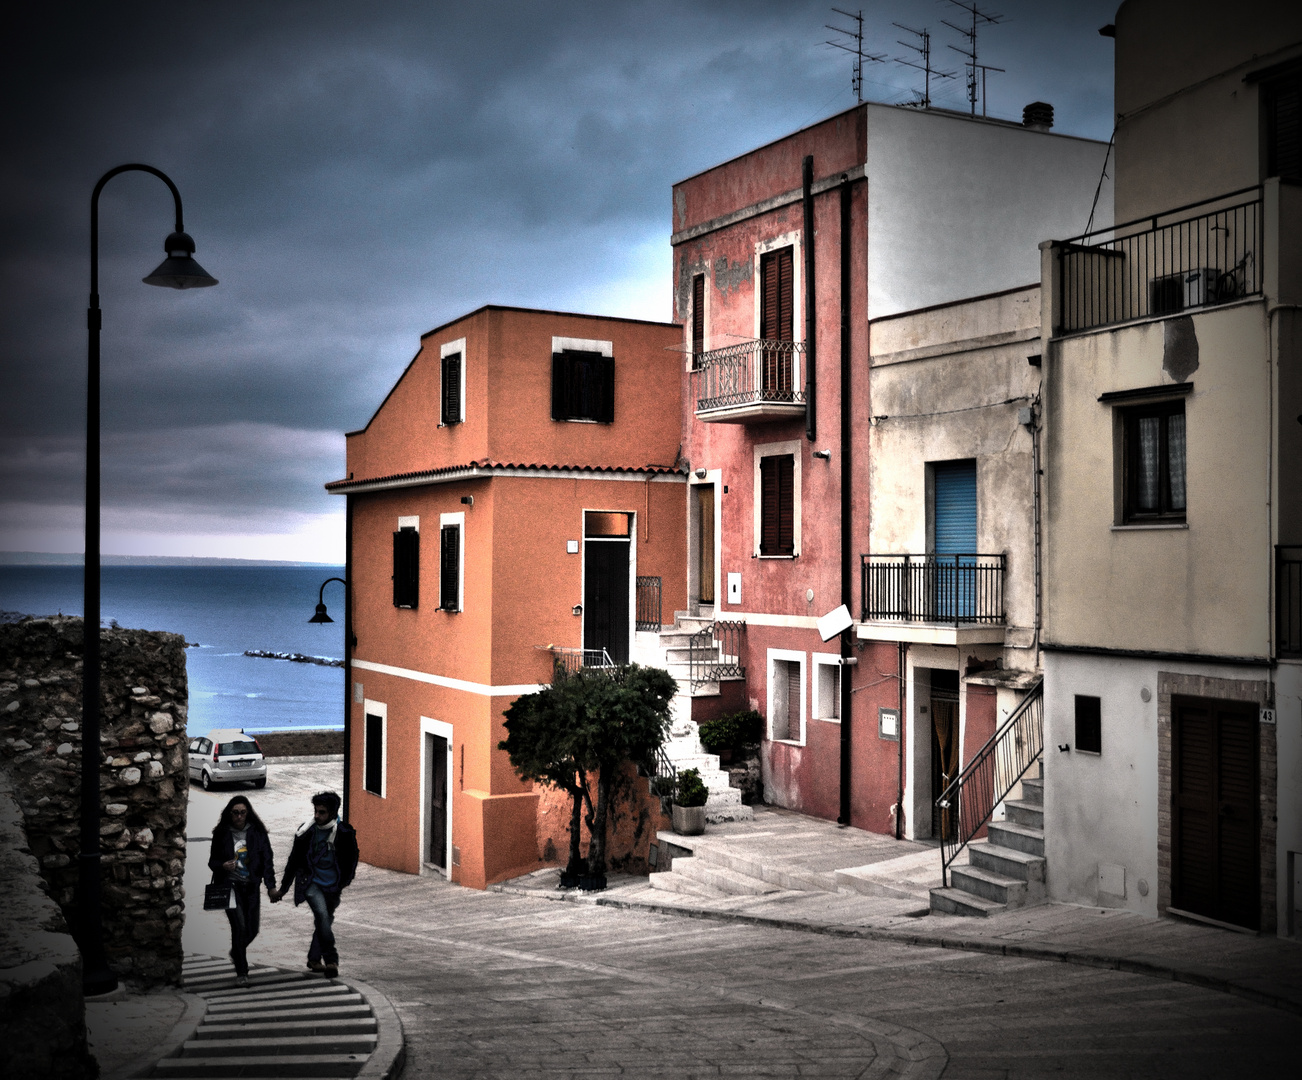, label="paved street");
[161,759,1302,1079]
